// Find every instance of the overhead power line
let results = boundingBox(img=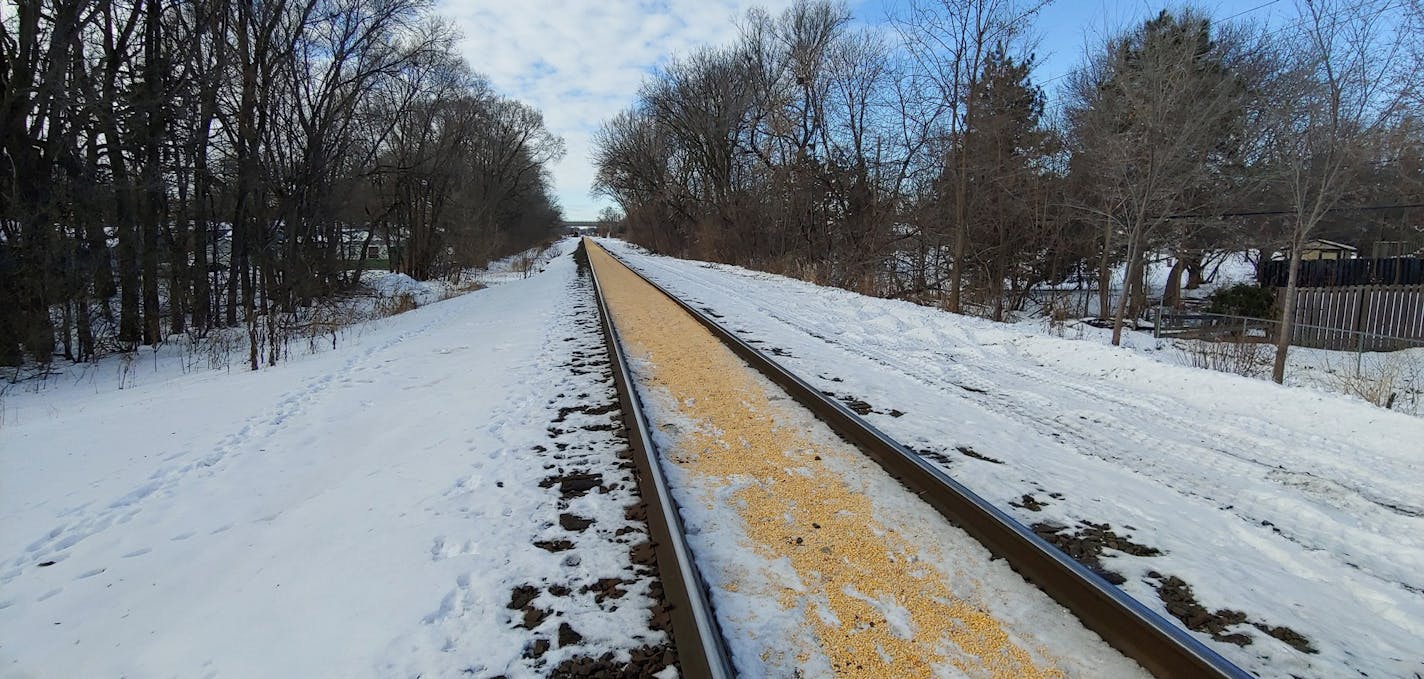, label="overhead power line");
[1221,0,1284,23]
[1036,0,1405,89]
[1164,202,1424,220]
